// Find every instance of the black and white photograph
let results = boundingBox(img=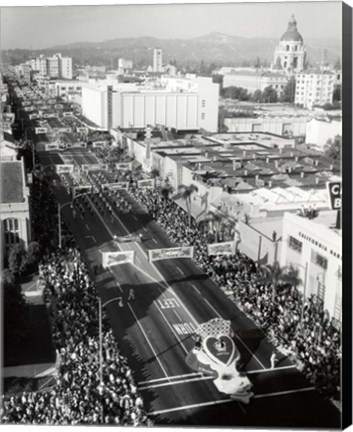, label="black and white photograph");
[0,0,351,429]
